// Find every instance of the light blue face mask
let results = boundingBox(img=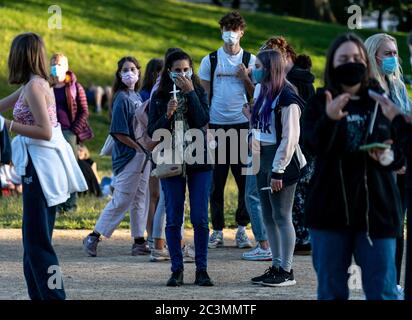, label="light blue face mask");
[380,56,398,75]
[169,69,193,82]
[252,68,265,84]
[50,65,58,77]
